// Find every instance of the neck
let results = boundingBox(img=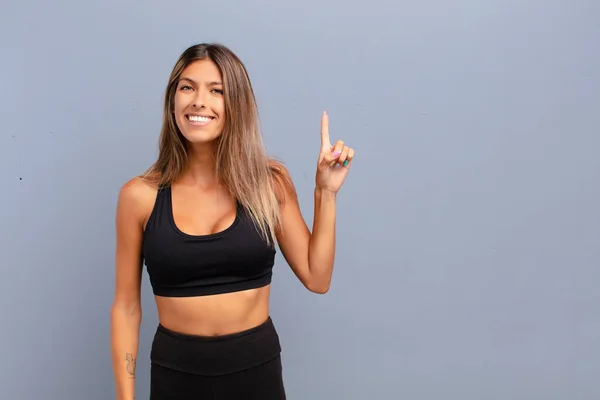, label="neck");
[183,142,219,188]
